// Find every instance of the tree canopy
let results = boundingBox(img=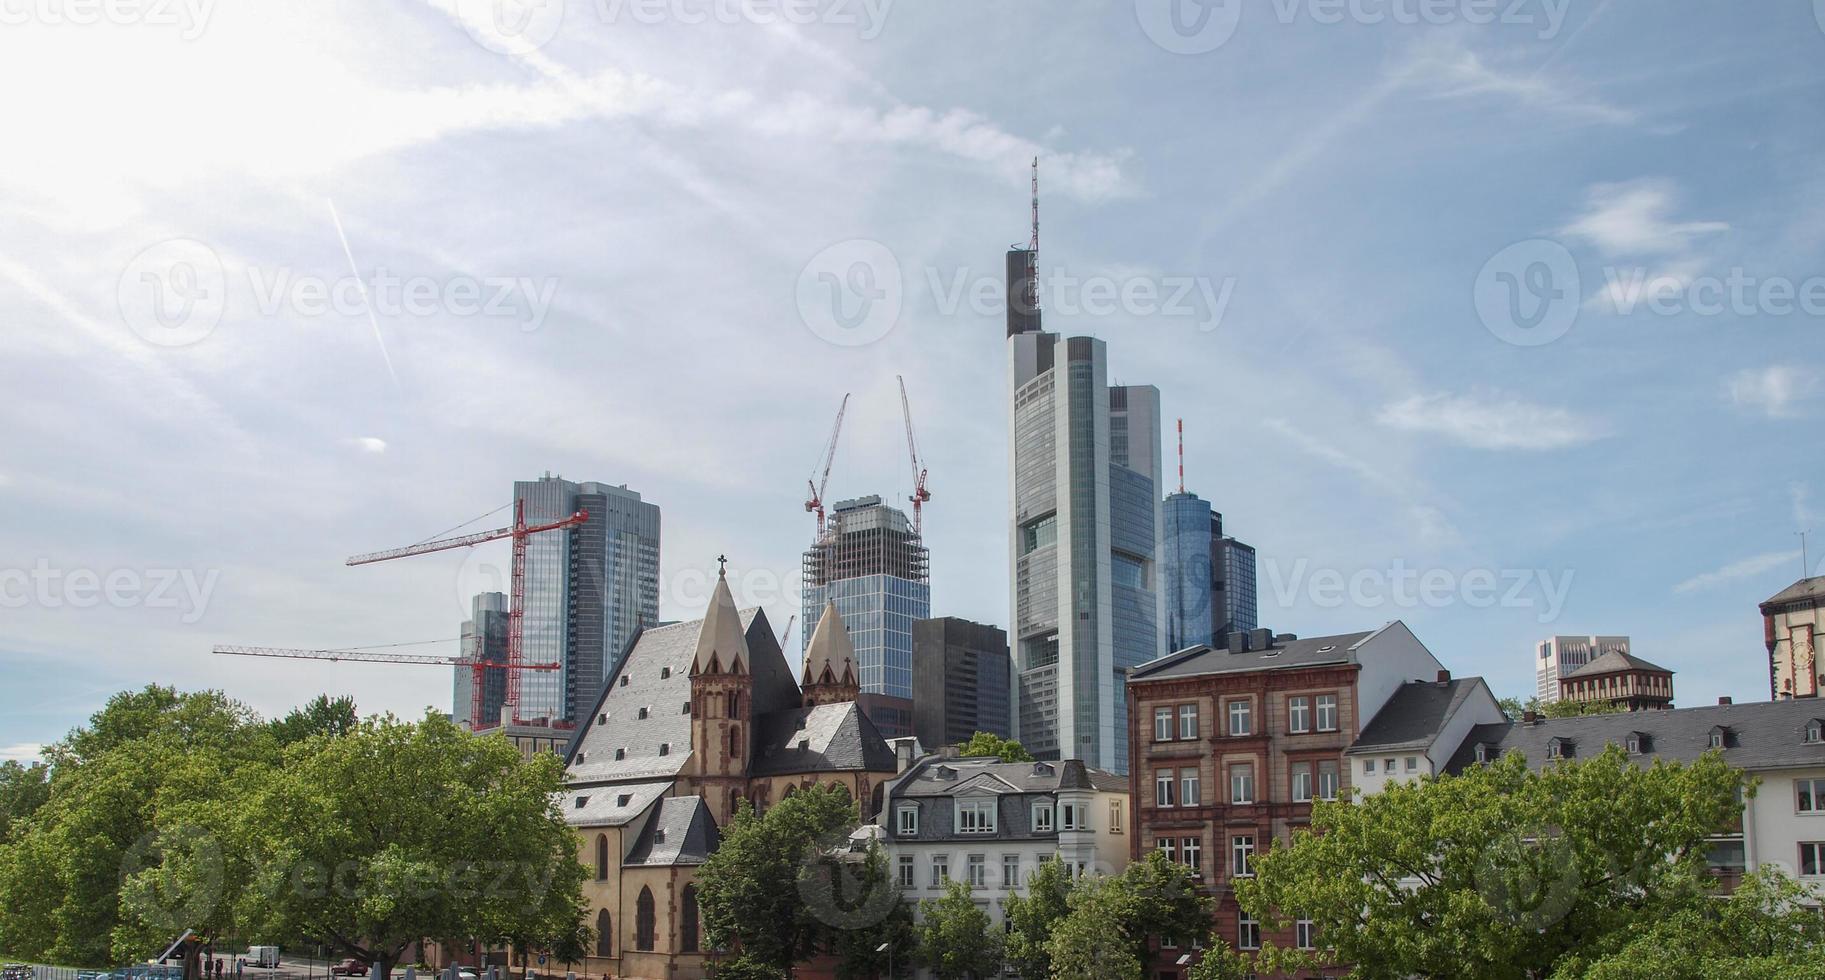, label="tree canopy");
[1000,856,1073,980]
[1235,746,1749,979]
[956,732,1035,763]
[1046,875,1141,980]
[1555,868,1825,980]
[1043,853,1208,980]
[915,880,1002,979]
